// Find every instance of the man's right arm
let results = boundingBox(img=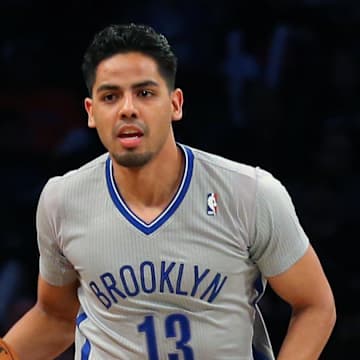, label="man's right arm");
[3,274,80,360]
